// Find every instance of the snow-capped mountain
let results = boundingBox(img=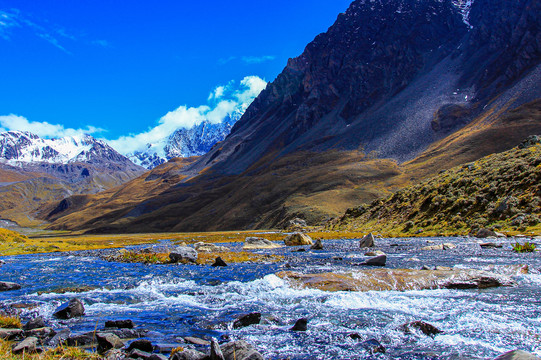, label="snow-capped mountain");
[0,131,138,169]
[129,111,242,169]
